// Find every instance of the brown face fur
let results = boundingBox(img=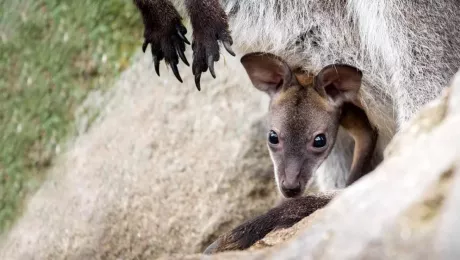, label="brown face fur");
[241,52,363,198]
[268,82,341,197]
